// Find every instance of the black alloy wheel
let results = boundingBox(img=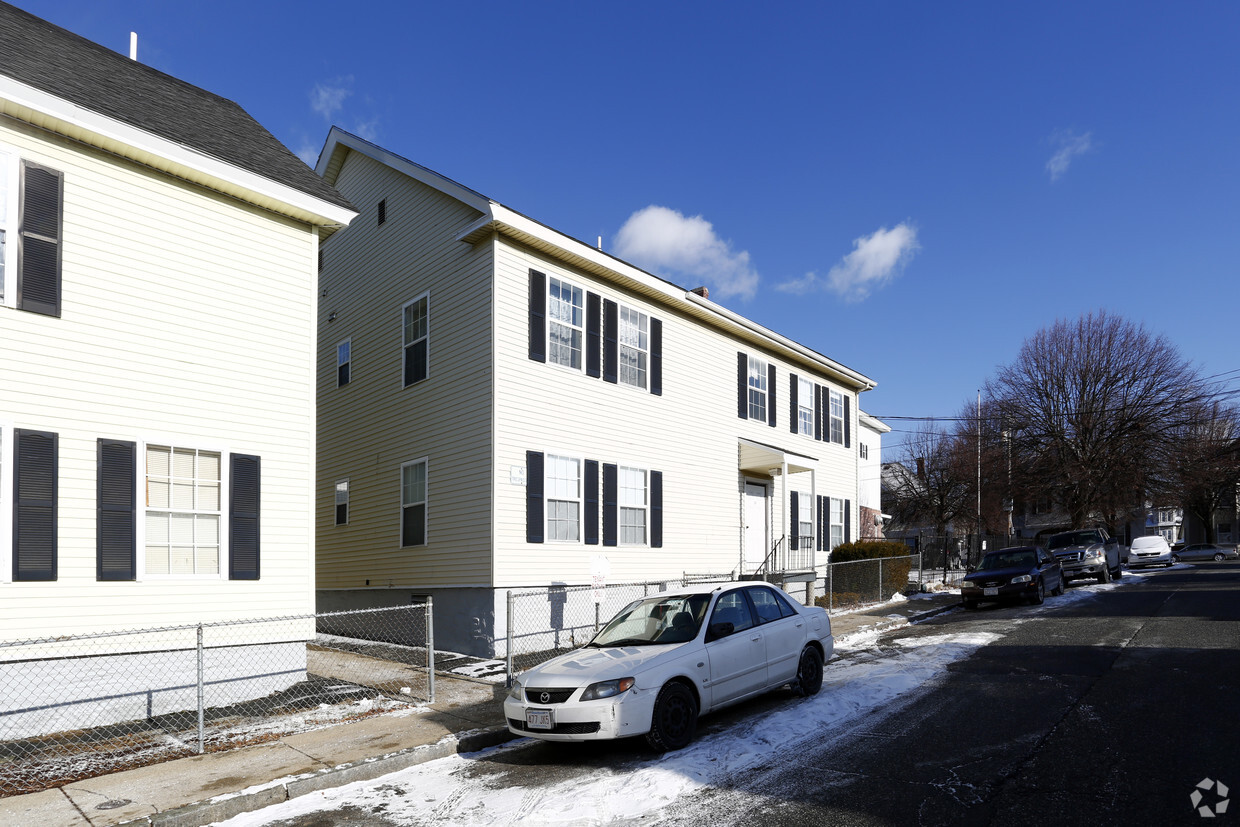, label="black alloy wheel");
[791,646,824,697]
[646,682,698,752]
